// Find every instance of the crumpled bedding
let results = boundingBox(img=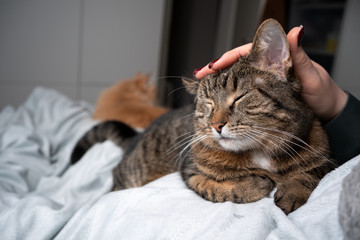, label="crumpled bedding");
[0,87,358,239]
